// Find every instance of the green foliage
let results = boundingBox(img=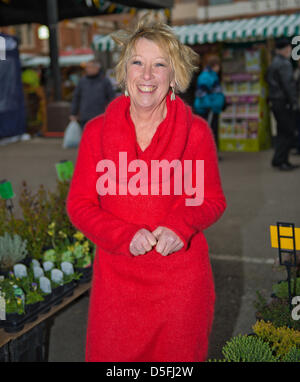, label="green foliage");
[253,320,300,359]
[0,232,28,271]
[25,288,44,305]
[0,278,25,315]
[60,250,74,263]
[221,334,278,362]
[8,268,44,305]
[272,279,300,299]
[63,271,81,285]
[254,291,300,330]
[0,179,79,261]
[48,180,76,241]
[43,249,57,263]
[282,347,300,362]
[18,181,52,259]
